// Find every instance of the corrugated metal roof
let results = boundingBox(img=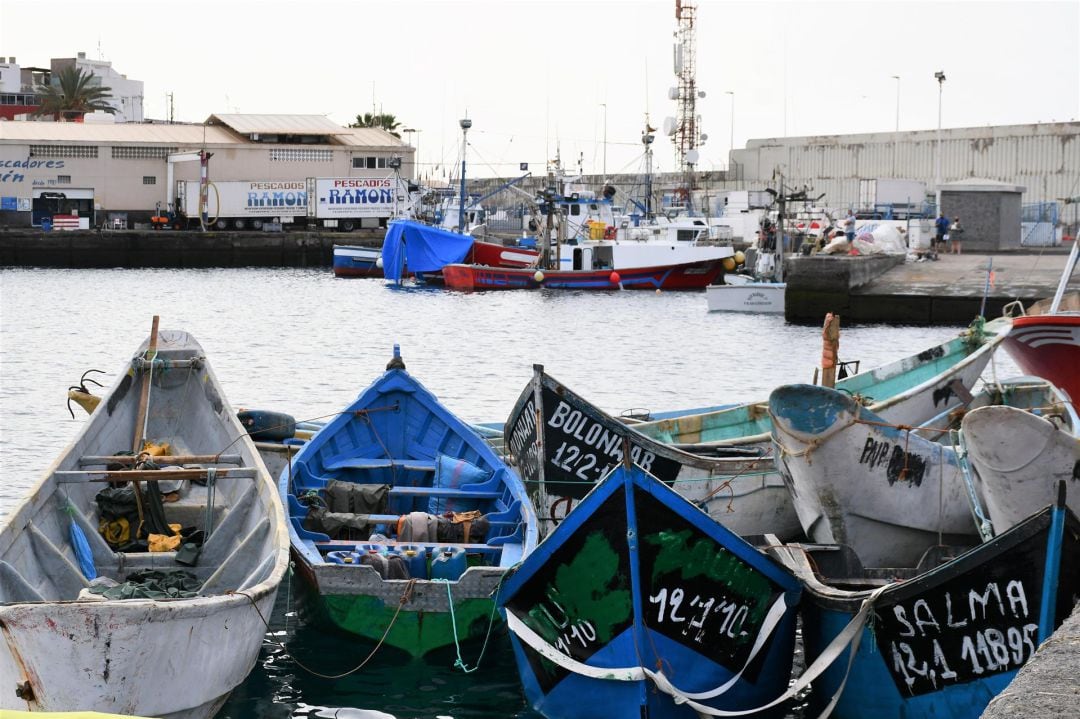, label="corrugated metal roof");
[334,127,406,148]
[0,122,241,144]
[207,113,350,135]
[0,120,407,149]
